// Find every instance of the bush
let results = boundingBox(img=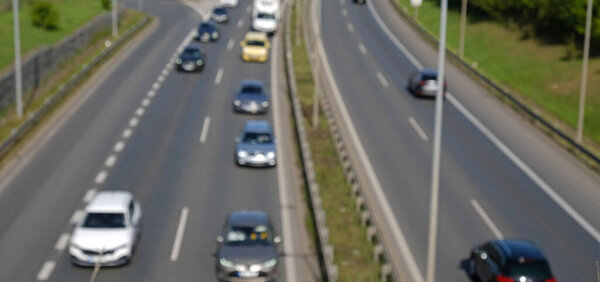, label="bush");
[101,0,111,10]
[30,0,59,30]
